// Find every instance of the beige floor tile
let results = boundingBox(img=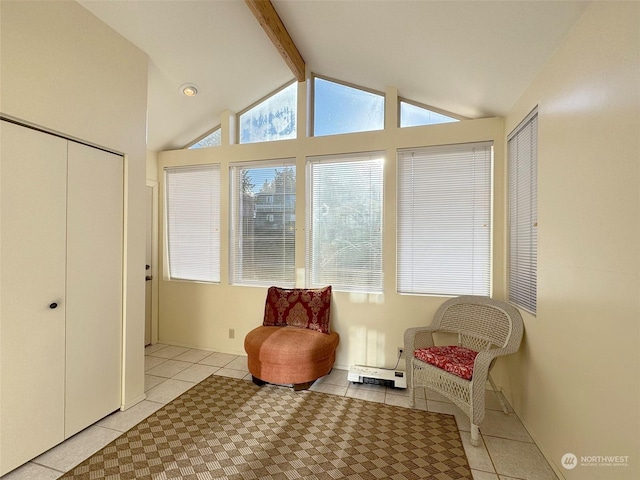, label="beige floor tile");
[213,367,249,380]
[472,470,499,480]
[413,387,427,400]
[425,388,454,403]
[96,400,163,433]
[146,345,189,359]
[309,382,348,396]
[198,352,238,367]
[144,374,166,392]
[173,348,213,363]
[33,426,121,473]
[427,400,471,431]
[484,436,558,480]
[144,378,195,405]
[0,462,62,480]
[316,368,350,387]
[171,363,218,383]
[145,359,192,378]
[480,409,533,443]
[345,384,385,403]
[225,355,248,372]
[144,343,168,355]
[460,431,495,473]
[144,355,167,371]
[387,386,409,396]
[384,392,412,408]
[410,397,428,411]
[485,389,514,413]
